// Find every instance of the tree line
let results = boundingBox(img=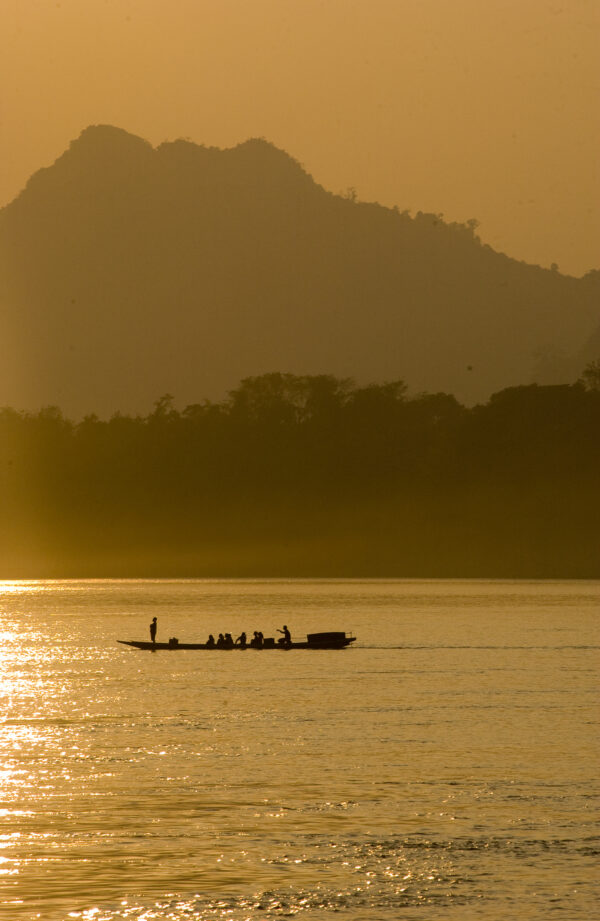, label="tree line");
[1,367,599,577]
